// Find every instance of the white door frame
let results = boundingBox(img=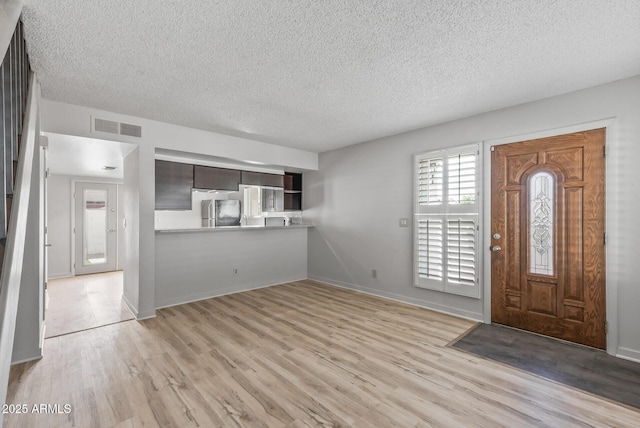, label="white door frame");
[482,117,616,354]
[71,180,121,276]
[40,137,49,349]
